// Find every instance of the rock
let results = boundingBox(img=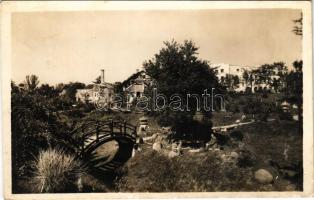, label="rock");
[155,135,163,143]
[152,142,162,152]
[220,153,227,162]
[254,169,273,184]
[161,126,172,132]
[136,137,144,144]
[151,133,158,140]
[238,141,245,150]
[286,184,296,191]
[220,152,239,163]
[77,176,83,192]
[171,143,178,151]
[230,152,239,160]
[280,169,297,178]
[260,184,273,191]
[168,150,179,158]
